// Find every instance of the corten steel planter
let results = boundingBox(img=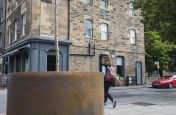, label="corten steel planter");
[7,72,104,115]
